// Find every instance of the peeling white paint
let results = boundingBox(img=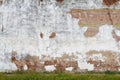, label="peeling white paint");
[90,53,106,61]
[78,62,94,71]
[0,0,120,72]
[24,65,28,71]
[115,29,120,36]
[45,65,56,72]
[0,62,17,72]
[65,67,73,72]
